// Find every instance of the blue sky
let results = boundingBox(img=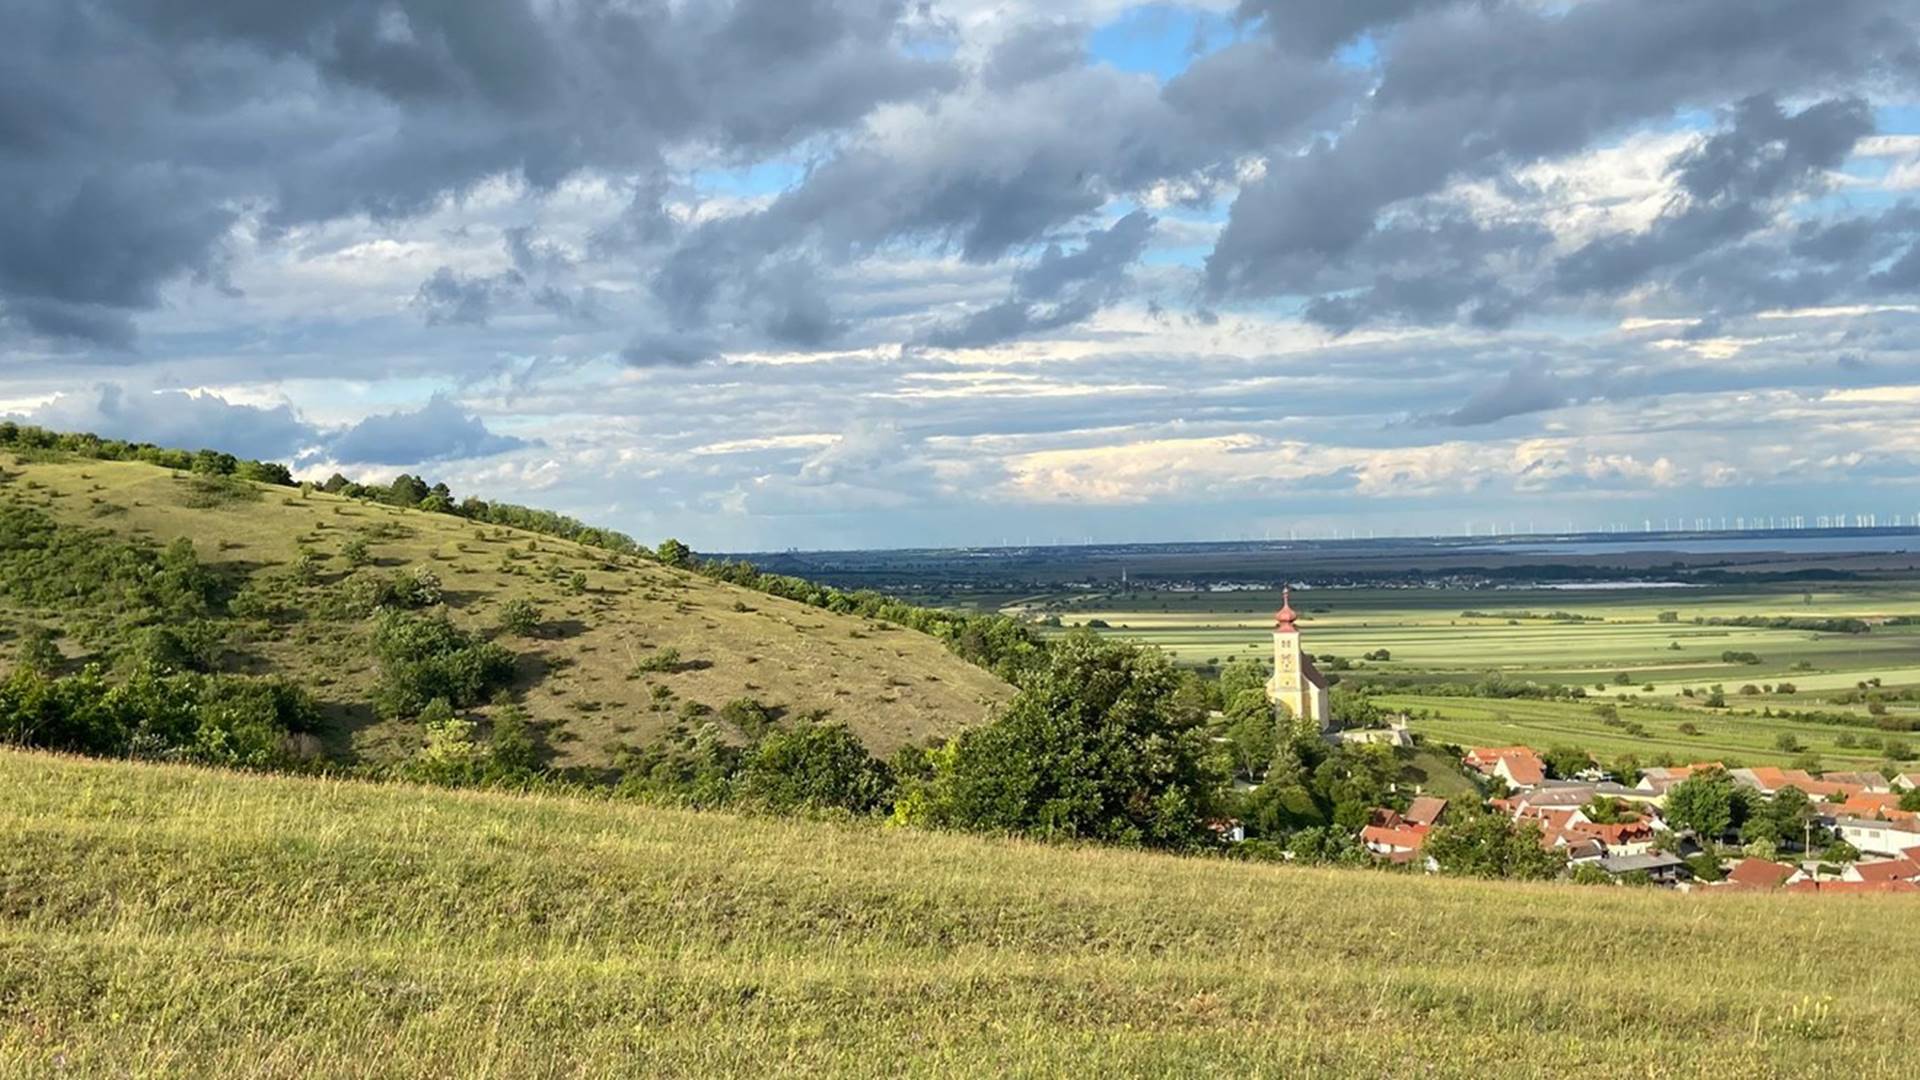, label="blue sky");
[3,0,1919,551]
